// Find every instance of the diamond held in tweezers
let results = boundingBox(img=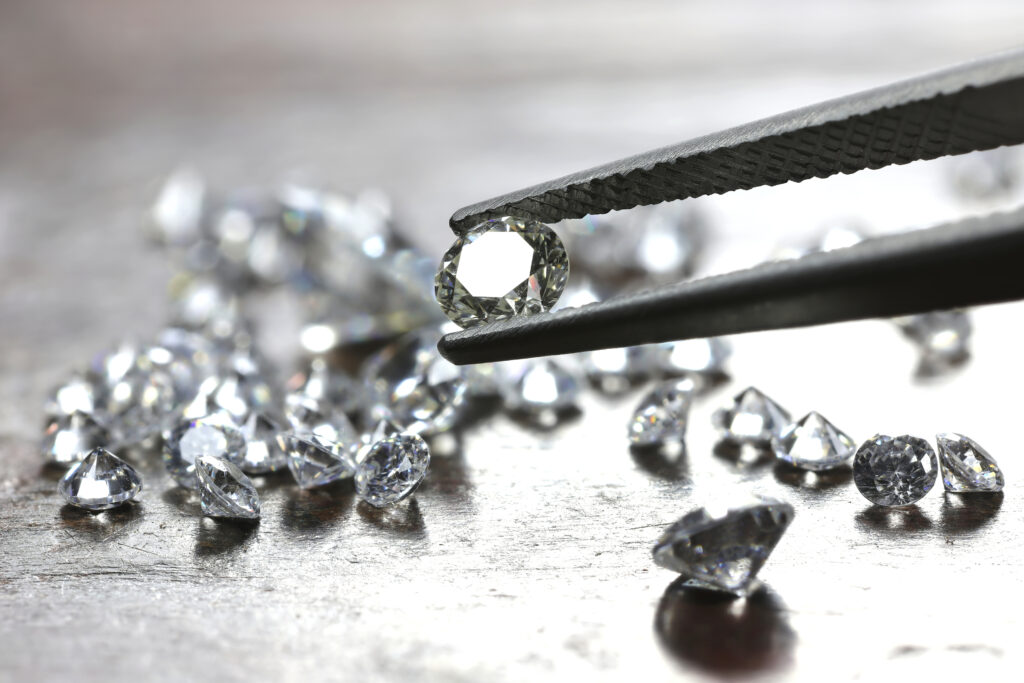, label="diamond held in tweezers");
[434,216,569,329]
[936,433,1004,493]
